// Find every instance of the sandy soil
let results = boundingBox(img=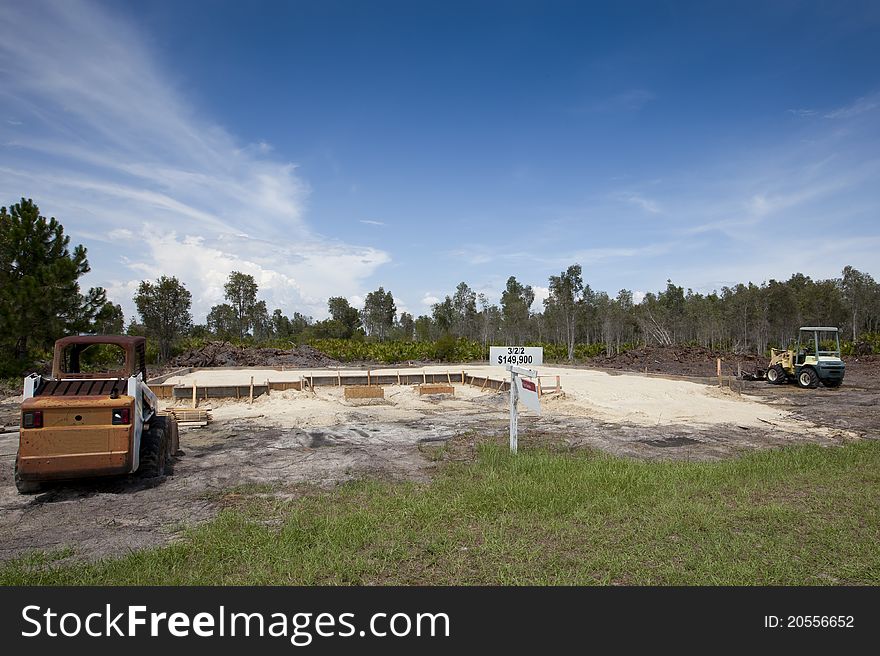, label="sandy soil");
[166,364,812,431]
[1,364,874,564]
